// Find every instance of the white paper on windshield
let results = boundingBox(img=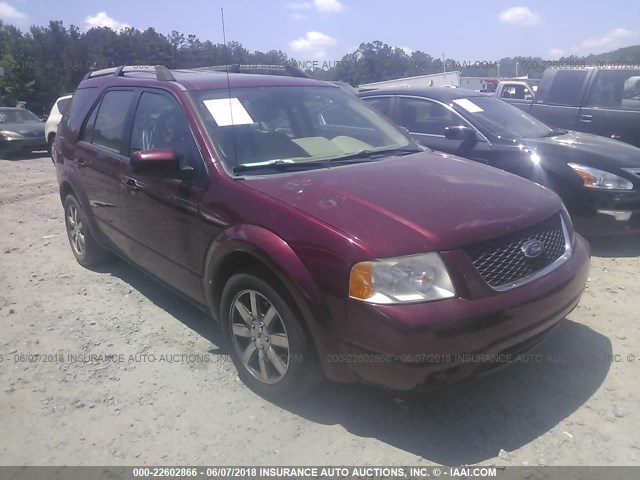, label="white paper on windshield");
[453,98,484,113]
[203,98,254,126]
